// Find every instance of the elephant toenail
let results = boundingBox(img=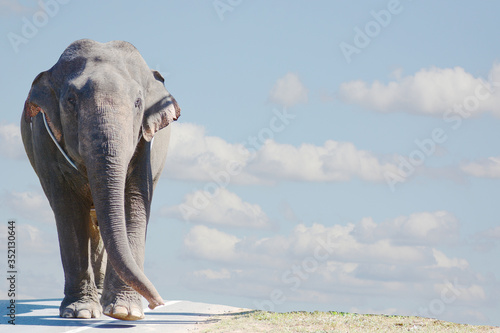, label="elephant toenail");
[76,309,92,319]
[130,308,144,319]
[113,305,128,316]
[61,309,74,318]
